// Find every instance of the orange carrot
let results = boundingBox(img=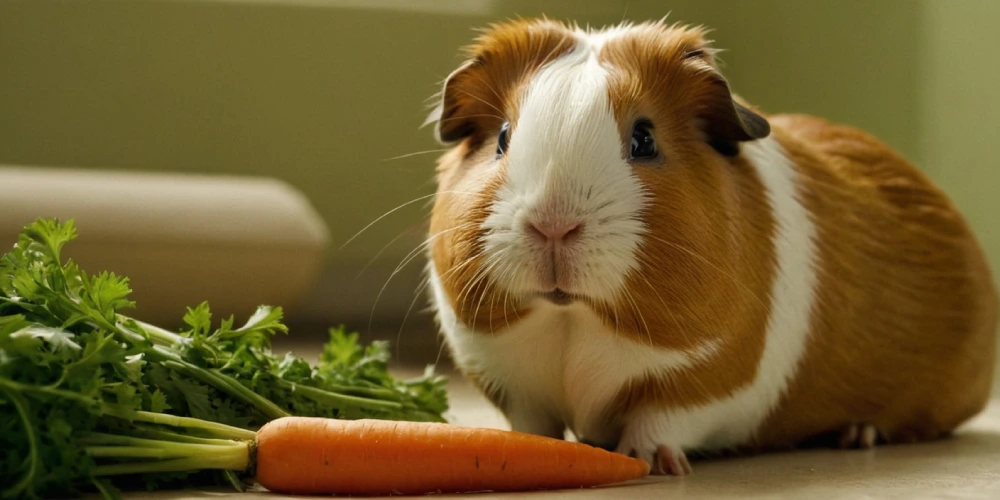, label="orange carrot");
[254,416,650,495]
